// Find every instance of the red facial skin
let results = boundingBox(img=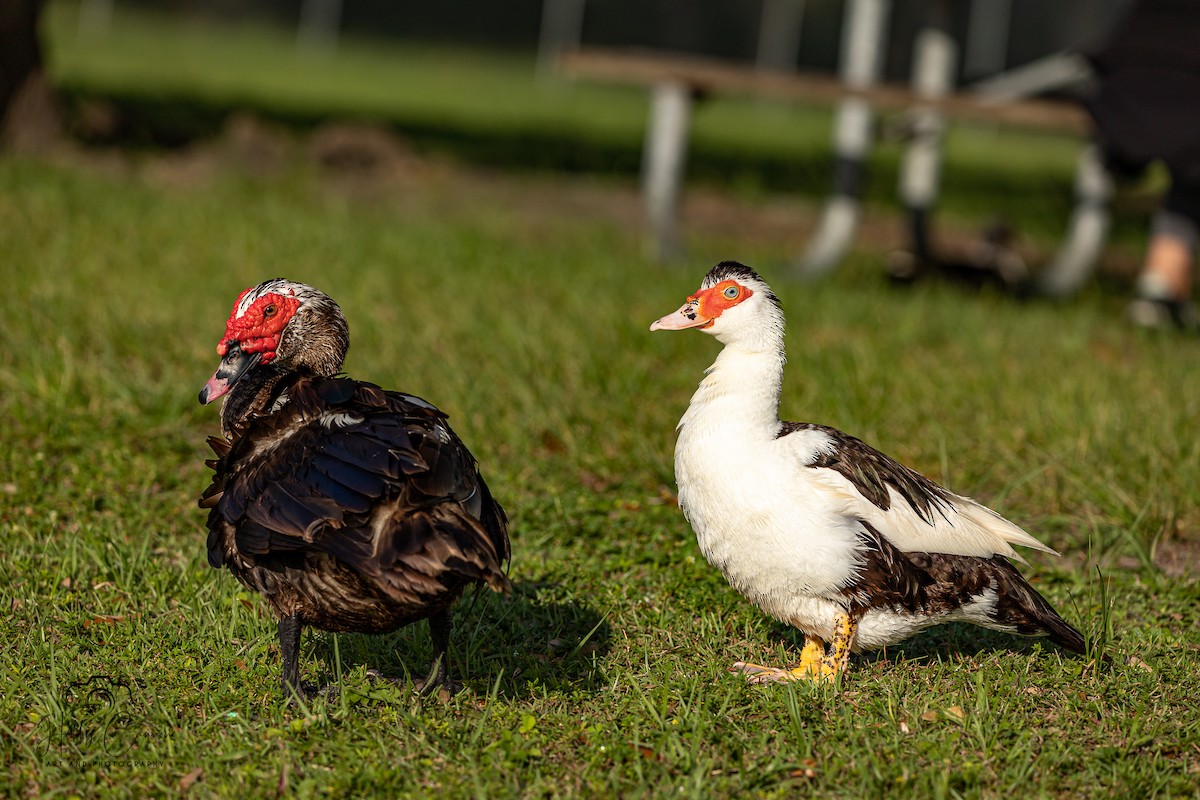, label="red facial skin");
[650,279,755,332]
[216,291,301,363]
[685,280,754,327]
